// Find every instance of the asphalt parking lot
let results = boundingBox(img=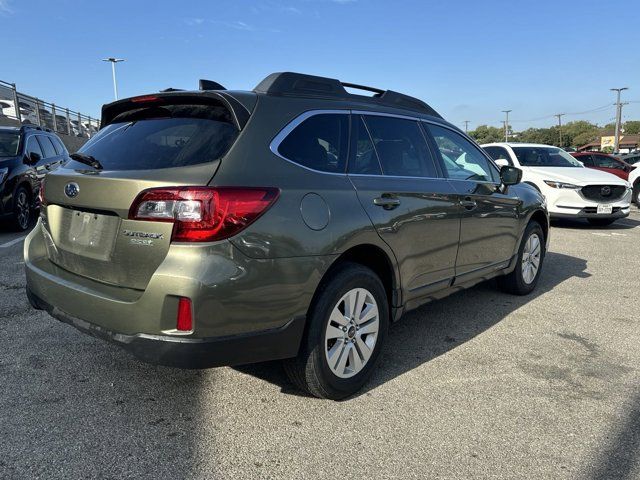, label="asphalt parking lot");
[1,210,639,480]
